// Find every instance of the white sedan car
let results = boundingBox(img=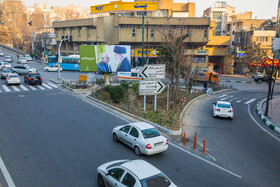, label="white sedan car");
[112,122,168,155]
[6,73,21,85]
[24,55,32,61]
[97,159,177,187]
[213,101,233,119]
[44,64,62,72]
[17,57,27,64]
